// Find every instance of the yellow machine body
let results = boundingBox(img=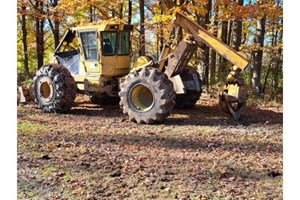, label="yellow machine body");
[49,23,134,95]
[42,12,250,122]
